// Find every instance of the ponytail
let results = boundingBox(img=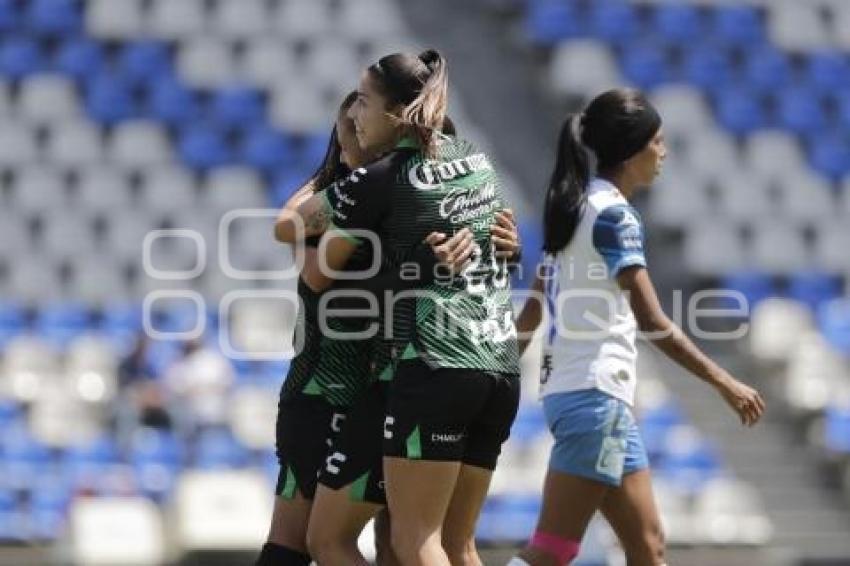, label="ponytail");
[402,50,448,157]
[543,113,590,254]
